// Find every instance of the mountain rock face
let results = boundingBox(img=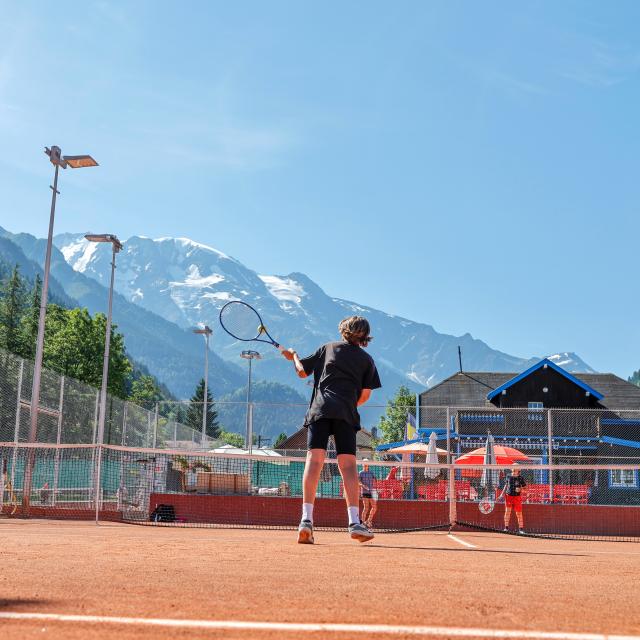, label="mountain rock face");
[0,228,245,399]
[53,233,596,398]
